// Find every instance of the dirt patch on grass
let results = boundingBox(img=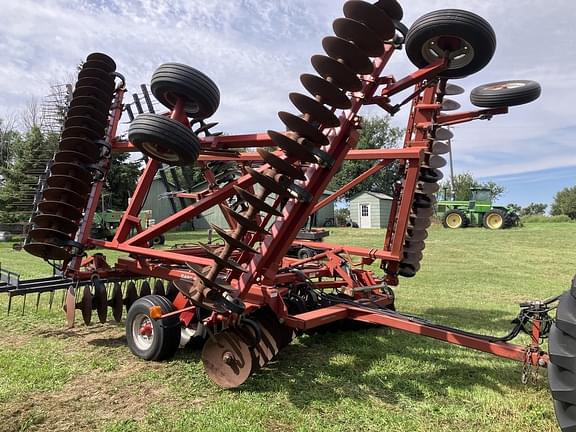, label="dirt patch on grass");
[0,322,196,432]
